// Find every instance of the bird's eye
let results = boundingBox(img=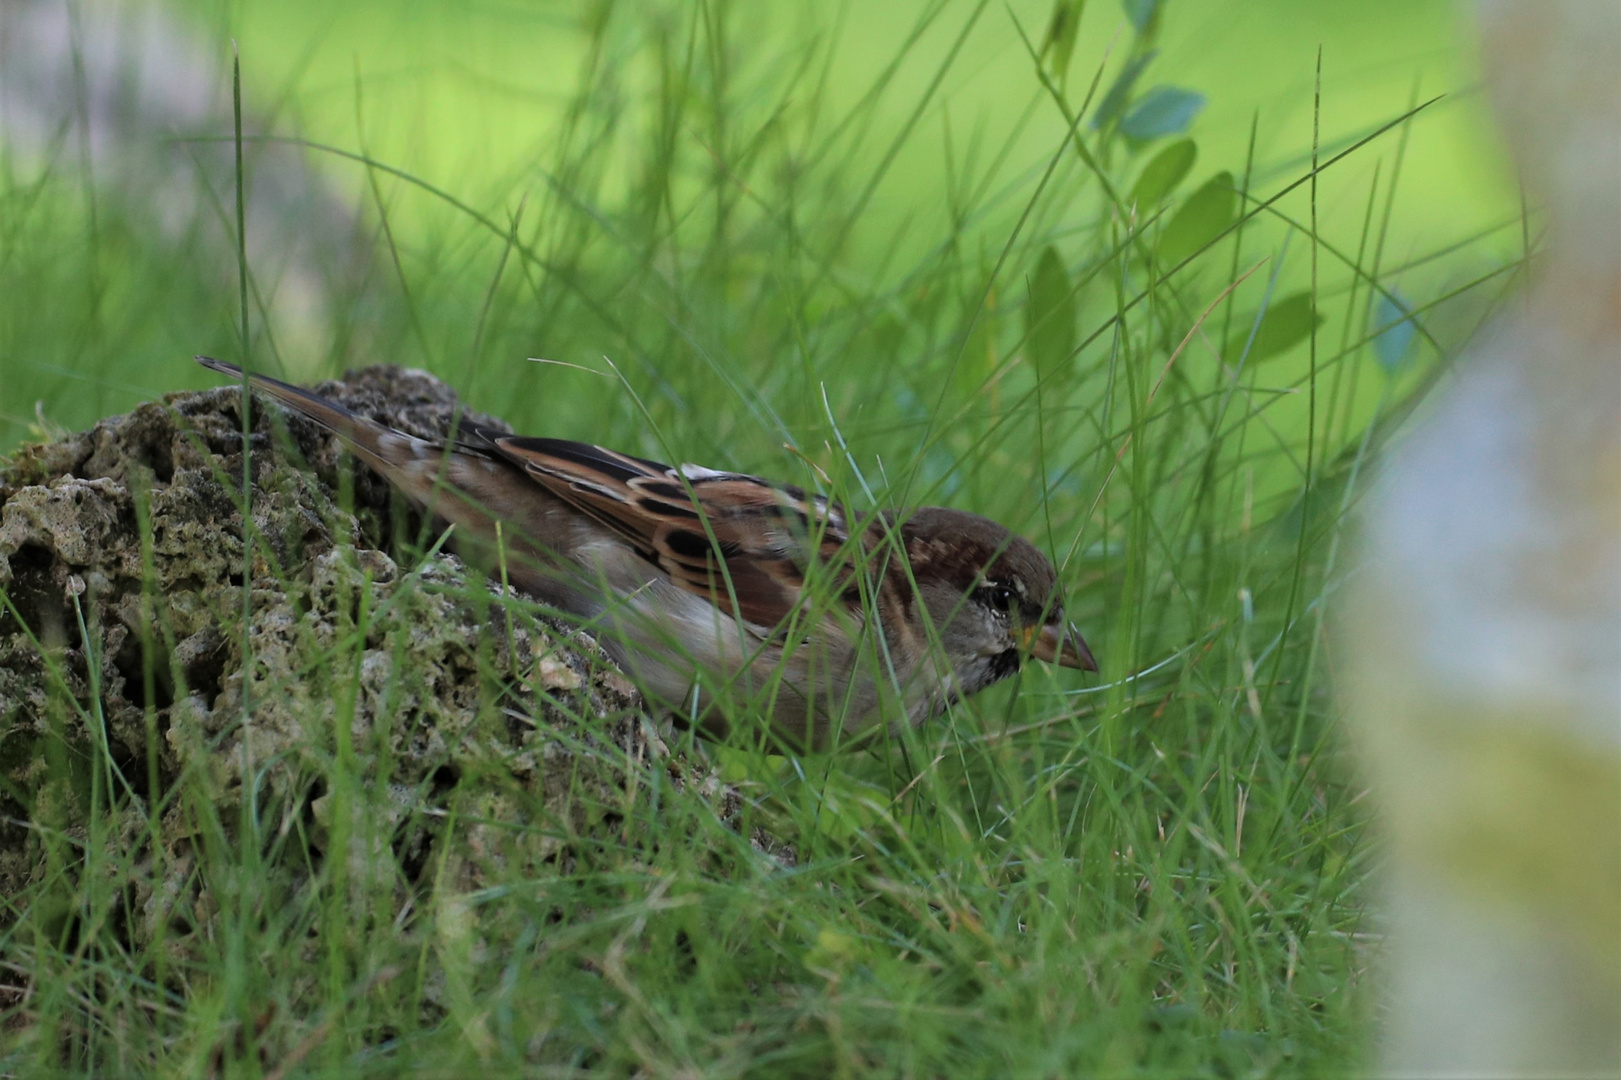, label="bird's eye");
[983,583,1016,613]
